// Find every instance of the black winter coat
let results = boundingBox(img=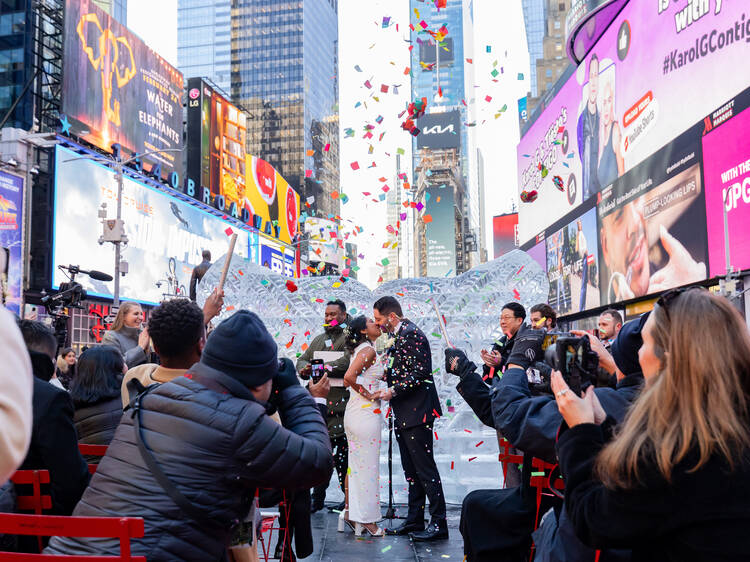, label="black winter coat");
[45,360,333,561]
[557,422,750,561]
[73,397,123,462]
[385,319,441,429]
